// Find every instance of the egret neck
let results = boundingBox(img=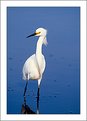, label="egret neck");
[36,36,44,55]
[36,36,44,76]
